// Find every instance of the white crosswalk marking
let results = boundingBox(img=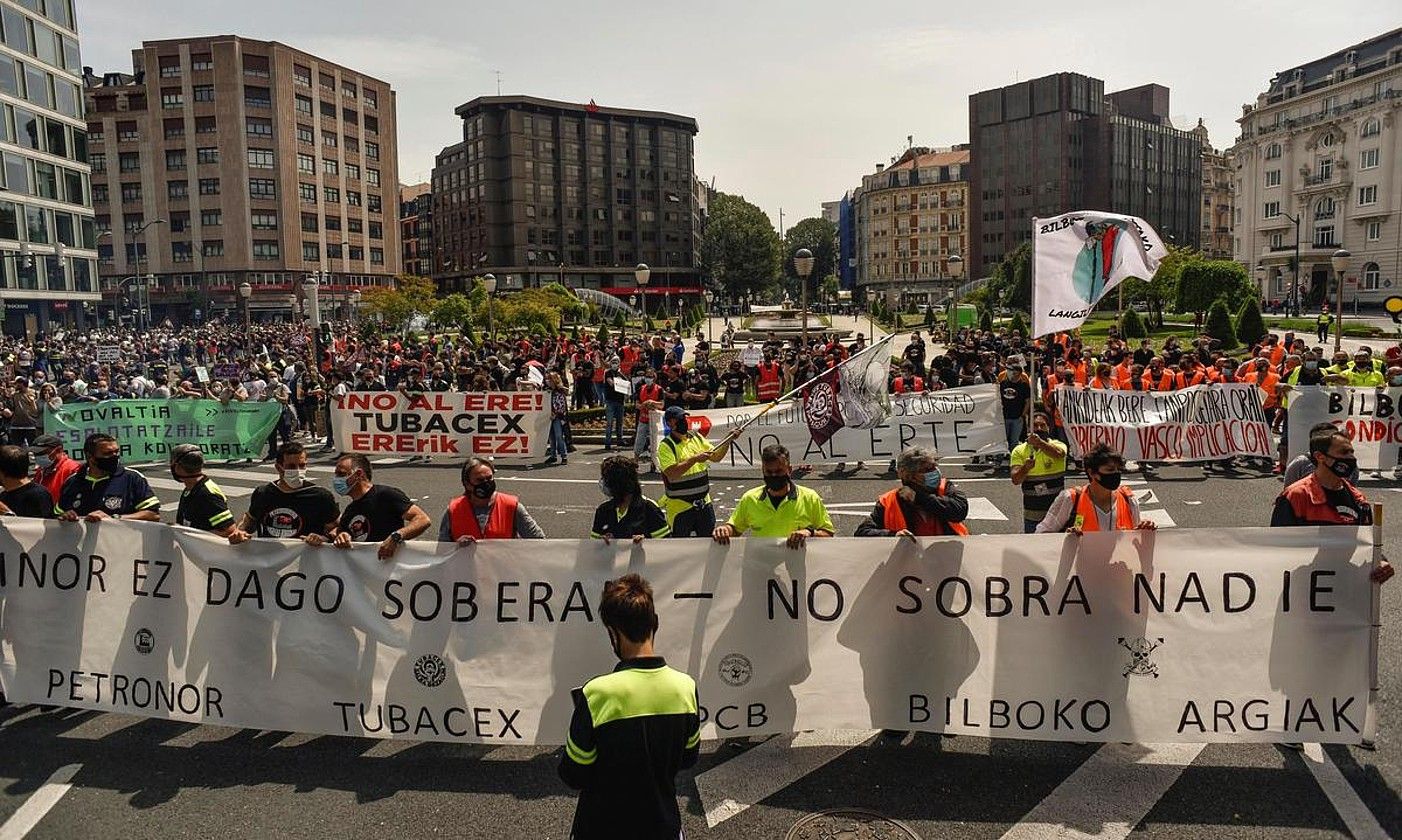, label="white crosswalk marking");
[695,730,878,827]
[0,763,82,840]
[1301,743,1390,840]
